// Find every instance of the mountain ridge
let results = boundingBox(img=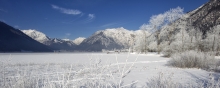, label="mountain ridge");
[0,21,52,52]
[21,29,78,51]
